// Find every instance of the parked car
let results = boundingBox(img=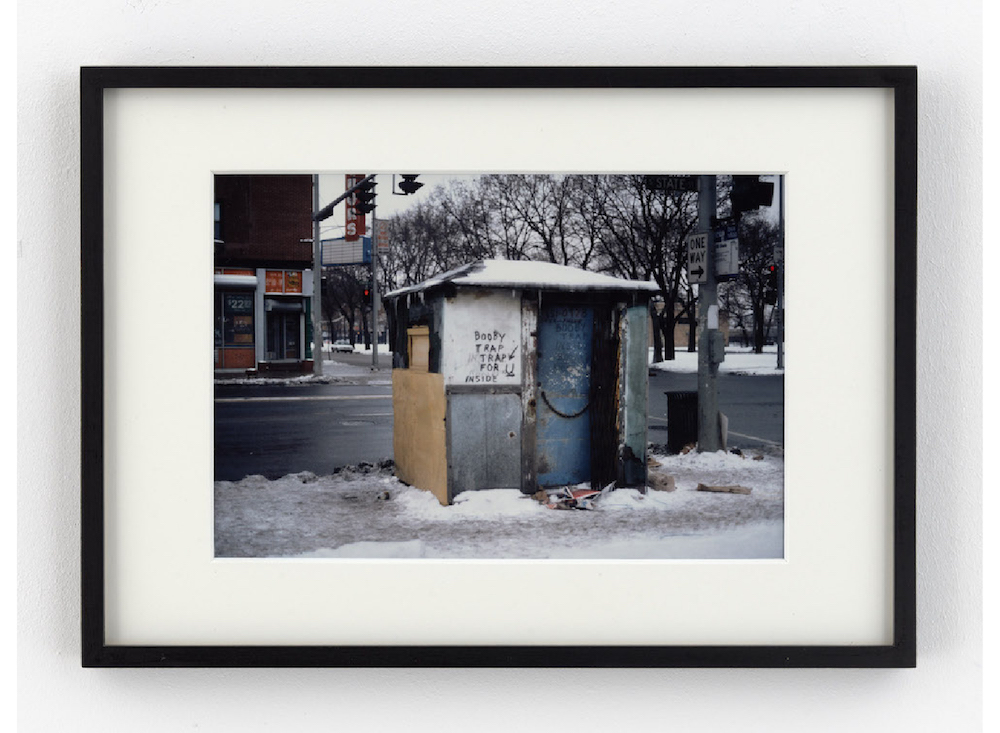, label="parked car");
[331,339,354,353]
